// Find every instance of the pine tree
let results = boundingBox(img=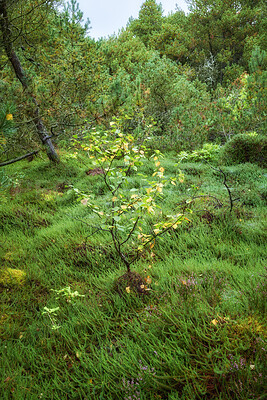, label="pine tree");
[129,0,163,47]
[0,0,60,162]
